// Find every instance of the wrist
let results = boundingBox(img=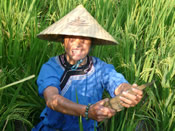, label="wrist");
[85,104,92,120]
